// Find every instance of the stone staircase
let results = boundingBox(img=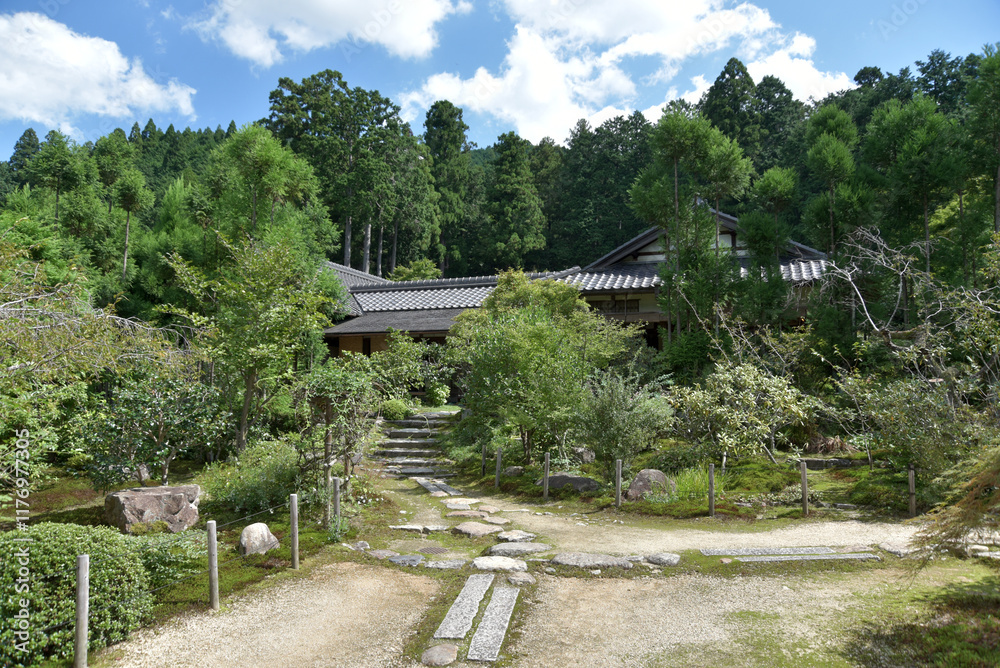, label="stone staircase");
[373,410,464,496]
